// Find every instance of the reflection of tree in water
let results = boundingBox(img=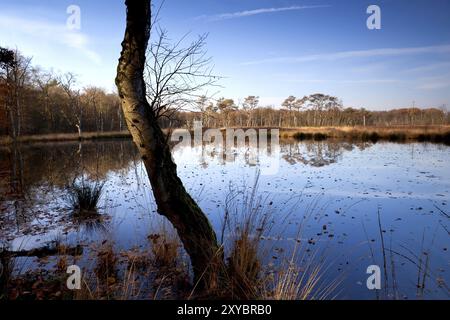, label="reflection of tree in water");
[176,139,368,168]
[0,140,139,233]
[2,140,139,192]
[281,140,373,167]
[188,140,277,168]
